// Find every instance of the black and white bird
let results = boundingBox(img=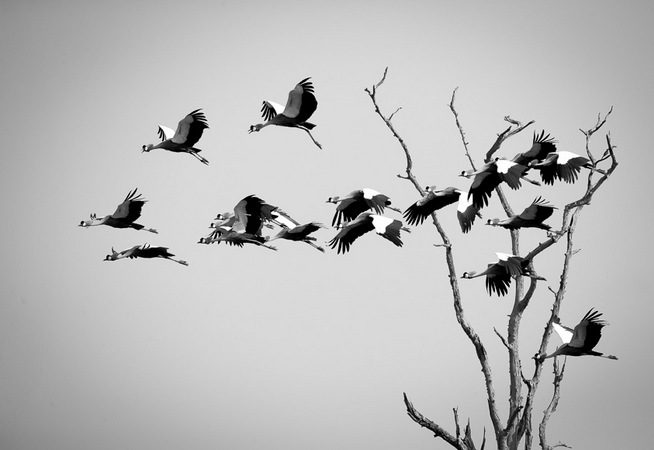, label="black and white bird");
[104,244,188,265]
[486,197,555,230]
[403,186,481,233]
[248,78,321,149]
[528,151,592,185]
[327,188,401,228]
[539,309,618,360]
[461,252,545,296]
[142,109,210,165]
[328,212,408,254]
[79,188,157,233]
[512,131,558,166]
[200,227,278,251]
[269,222,326,252]
[460,158,532,208]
